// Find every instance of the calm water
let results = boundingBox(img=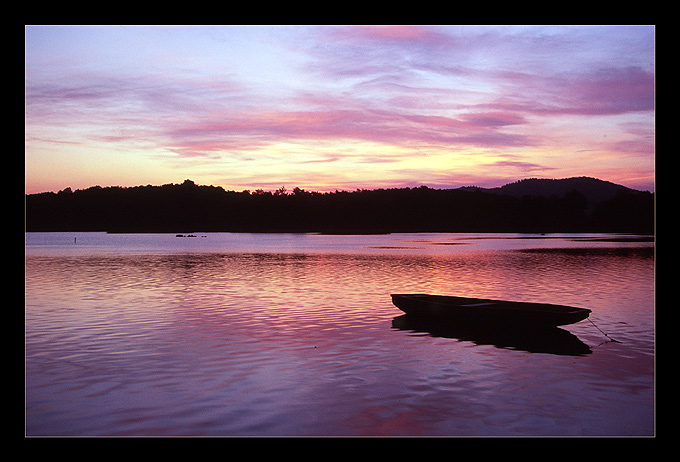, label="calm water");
[25,232,655,436]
